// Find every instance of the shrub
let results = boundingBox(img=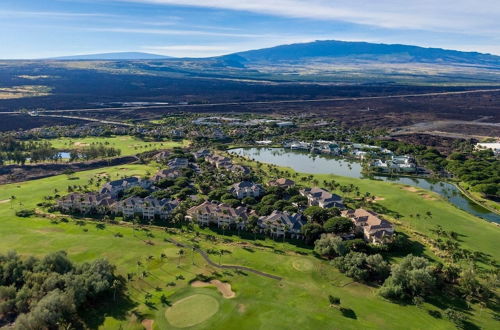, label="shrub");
[314,234,347,258]
[323,217,354,234]
[15,209,35,218]
[328,295,340,306]
[379,255,436,301]
[444,308,466,328]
